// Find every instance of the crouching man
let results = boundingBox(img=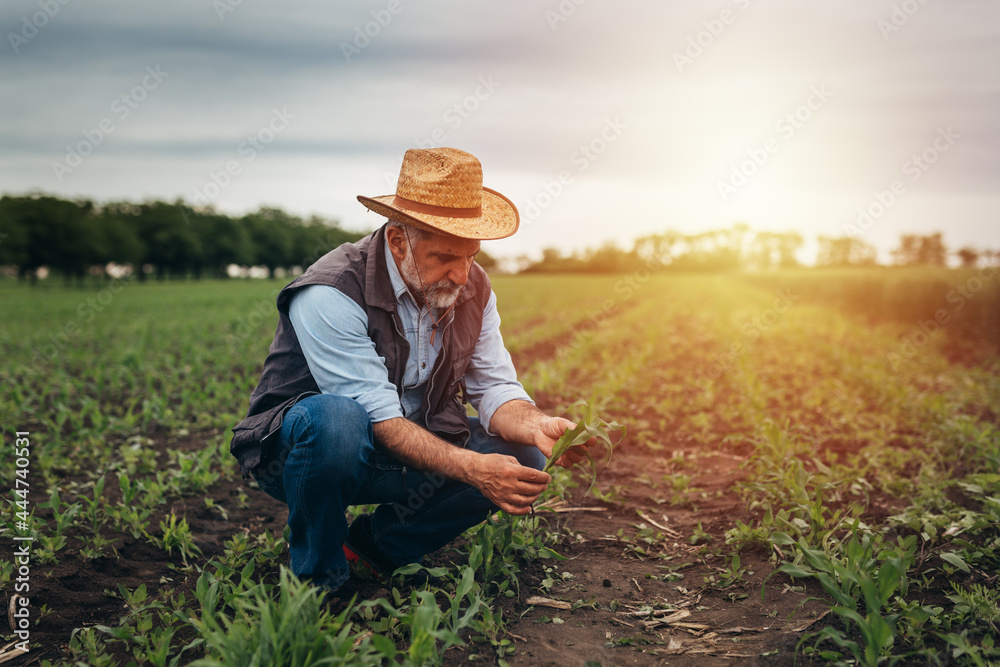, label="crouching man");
[230,147,590,594]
